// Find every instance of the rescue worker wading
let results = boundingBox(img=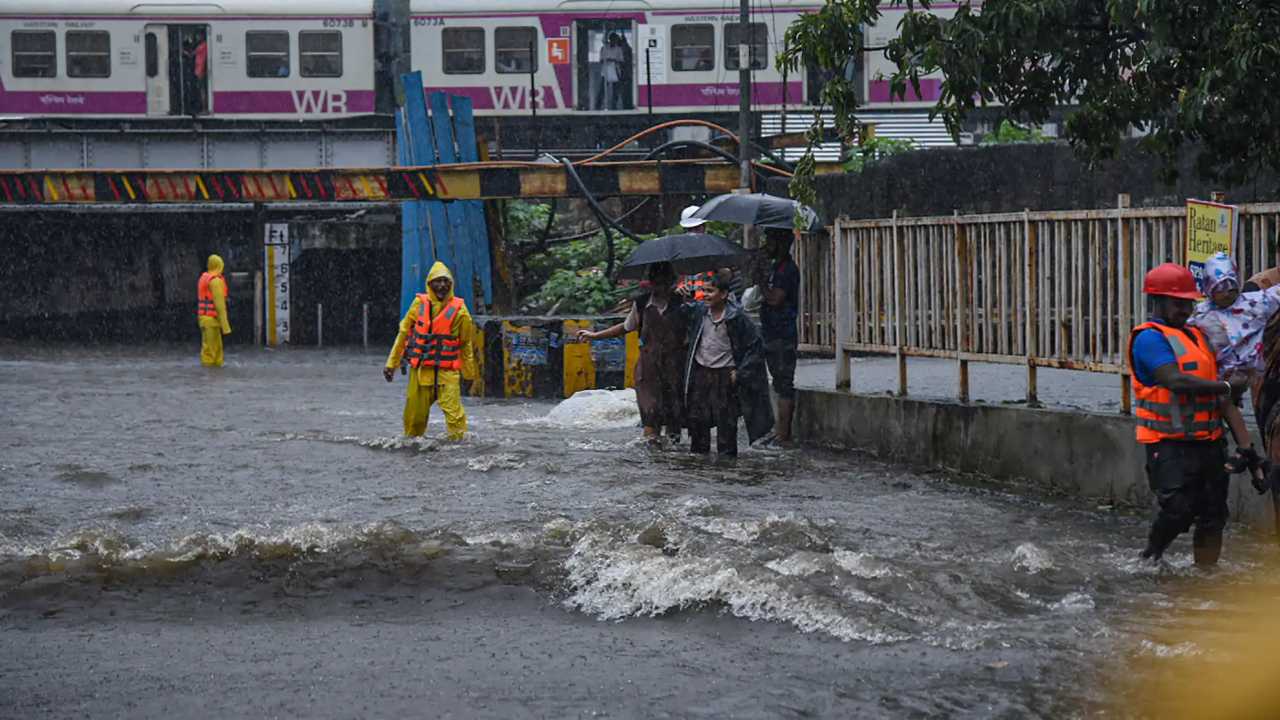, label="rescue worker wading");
[1130,263,1252,566]
[384,262,477,441]
[197,254,232,367]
